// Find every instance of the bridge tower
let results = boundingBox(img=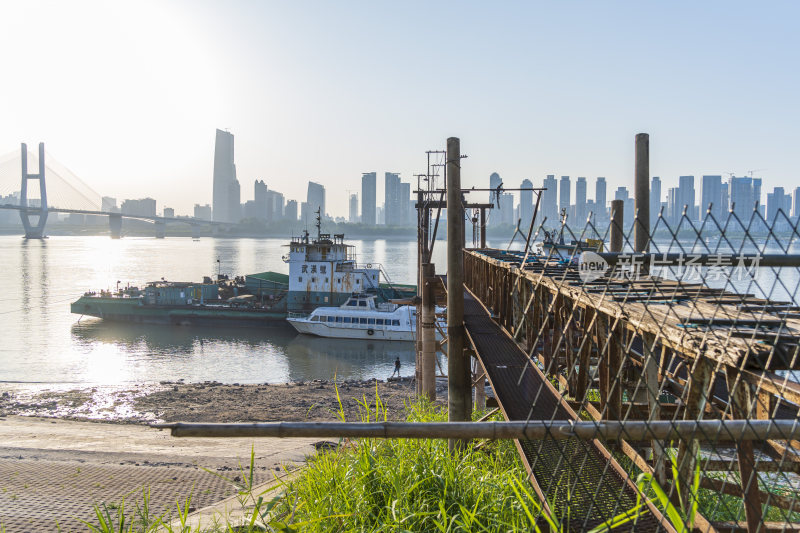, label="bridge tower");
[20,142,49,239]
